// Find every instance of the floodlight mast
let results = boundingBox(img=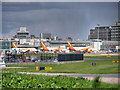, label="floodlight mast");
[97,24,100,40]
